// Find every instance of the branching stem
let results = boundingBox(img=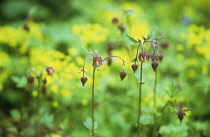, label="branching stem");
[103,55,126,65]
